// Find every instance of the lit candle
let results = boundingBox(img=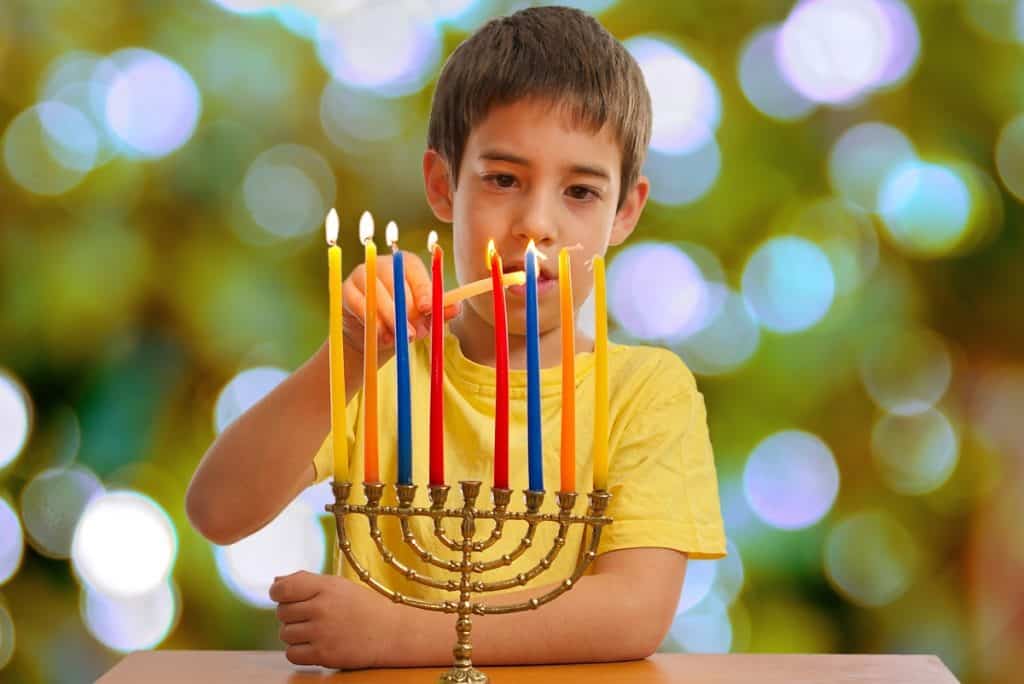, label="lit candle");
[443,271,526,308]
[488,240,510,490]
[592,254,608,491]
[387,222,412,486]
[428,231,445,486]
[326,208,348,482]
[361,211,379,484]
[558,248,575,493]
[525,241,543,493]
